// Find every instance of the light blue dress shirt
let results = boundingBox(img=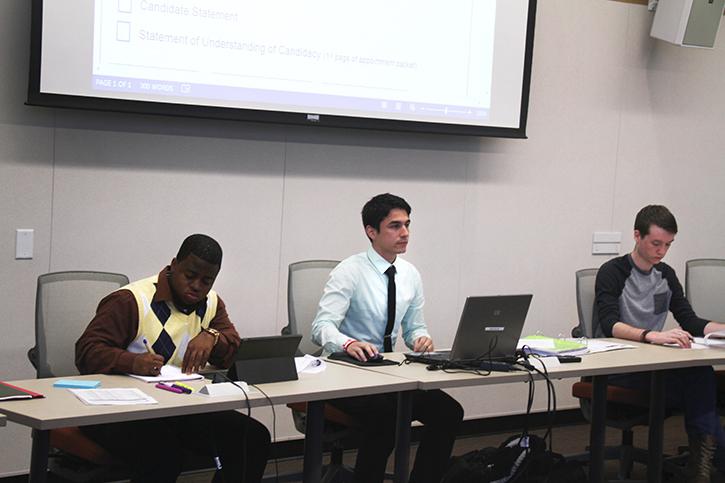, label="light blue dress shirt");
[311,247,430,354]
